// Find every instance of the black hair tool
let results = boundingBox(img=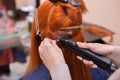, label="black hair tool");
[59,39,117,73]
[49,0,82,7]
